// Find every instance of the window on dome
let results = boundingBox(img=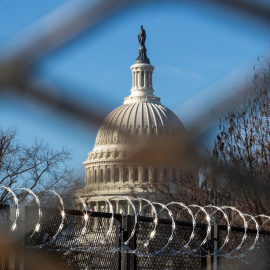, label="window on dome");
[124,168,129,182]
[115,168,119,182]
[89,170,92,185]
[134,167,138,182]
[94,170,97,183]
[141,71,144,87]
[172,169,176,182]
[107,168,111,182]
[100,169,103,183]
[163,168,167,180]
[153,168,158,182]
[143,168,149,182]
